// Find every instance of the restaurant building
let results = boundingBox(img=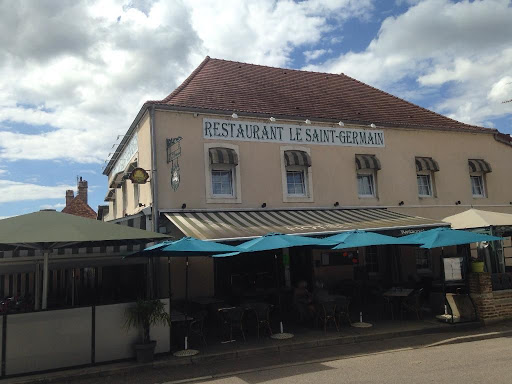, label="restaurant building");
[102,57,512,302]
